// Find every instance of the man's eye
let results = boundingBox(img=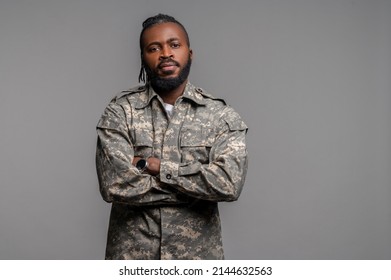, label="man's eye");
[149,46,160,52]
[171,43,180,48]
